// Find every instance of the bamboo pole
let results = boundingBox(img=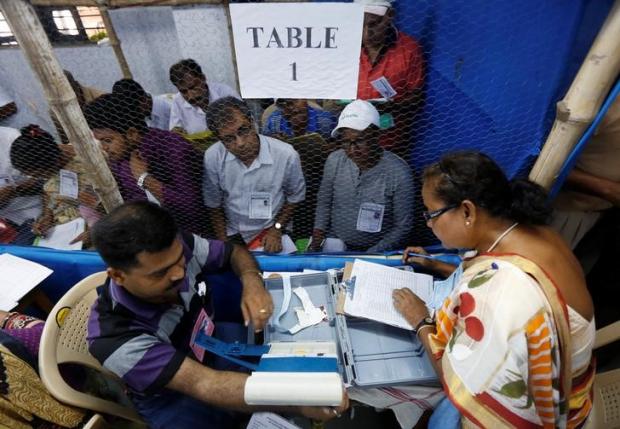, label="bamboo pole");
[31,0,223,7]
[224,0,241,94]
[98,5,132,79]
[0,0,123,212]
[529,0,620,189]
